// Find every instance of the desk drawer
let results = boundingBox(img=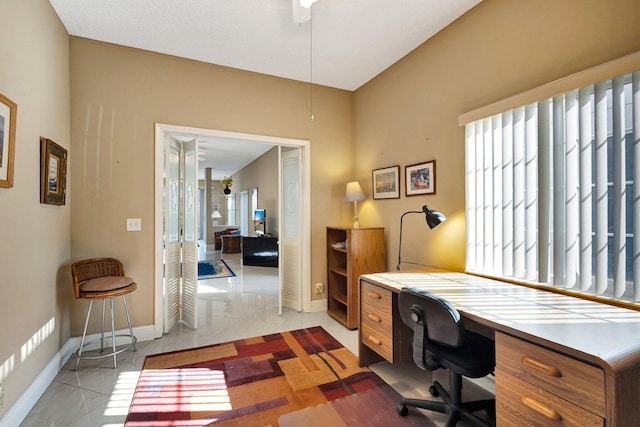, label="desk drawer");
[496,370,603,427]
[496,332,605,417]
[361,281,392,312]
[360,280,395,363]
[361,322,393,361]
[361,301,392,337]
